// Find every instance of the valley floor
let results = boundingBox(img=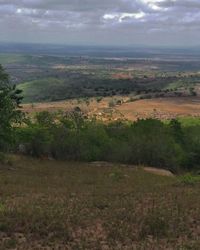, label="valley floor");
[0,156,199,249]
